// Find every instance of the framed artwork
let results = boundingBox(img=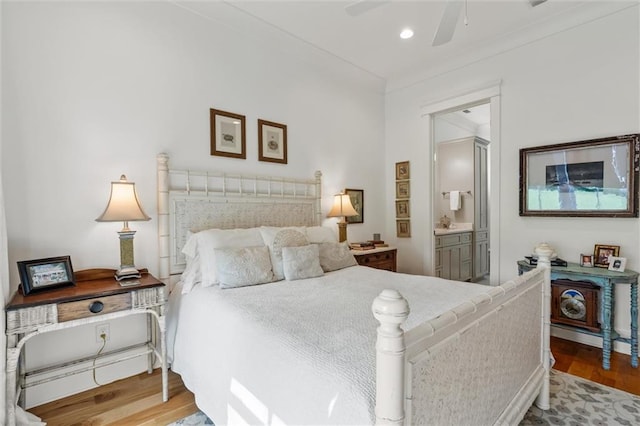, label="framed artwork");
[579,254,593,268]
[593,244,620,268]
[258,119,287,164]
[396,220,411,238]
[210,108,246,159]
[396,161,410,180]
[345,188,363,224]
[395,199,410,218]
[396,181,410,199]
[608,256,627,272]
[519,134,639,217]
[18,256,75,295]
